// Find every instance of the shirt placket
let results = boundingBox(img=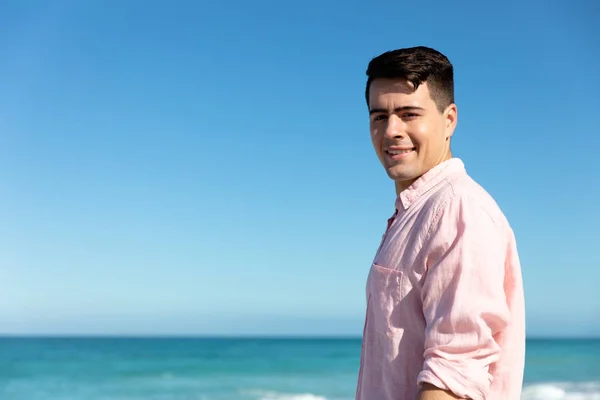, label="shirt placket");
[374,209,399,259]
